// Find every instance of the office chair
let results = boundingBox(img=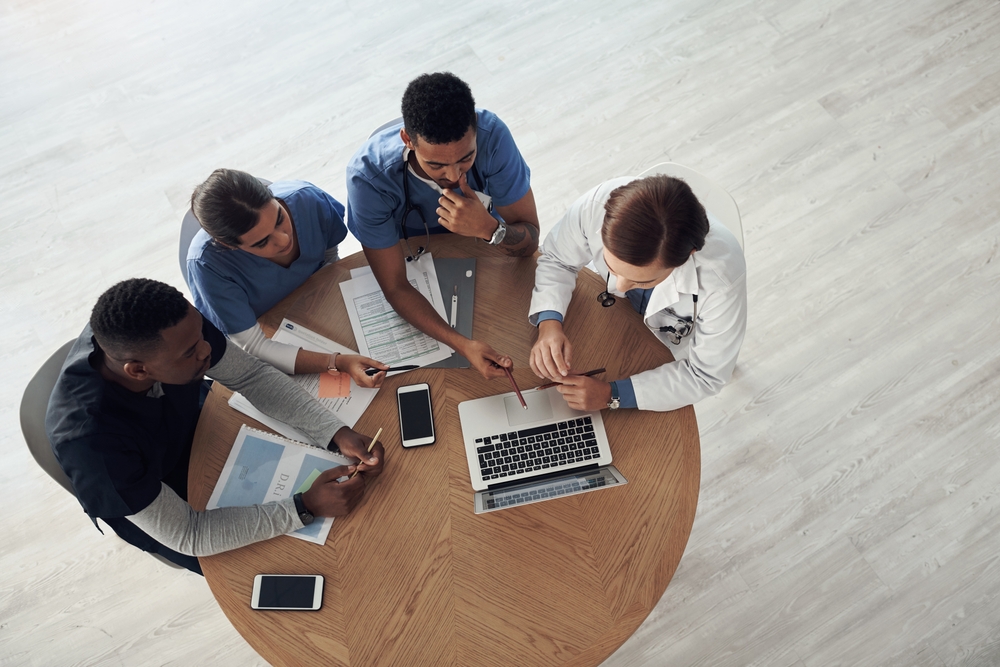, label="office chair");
[177,177,273,282]
[369,117,403,139]
[637,162,744,250]
[20,341,184,570]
